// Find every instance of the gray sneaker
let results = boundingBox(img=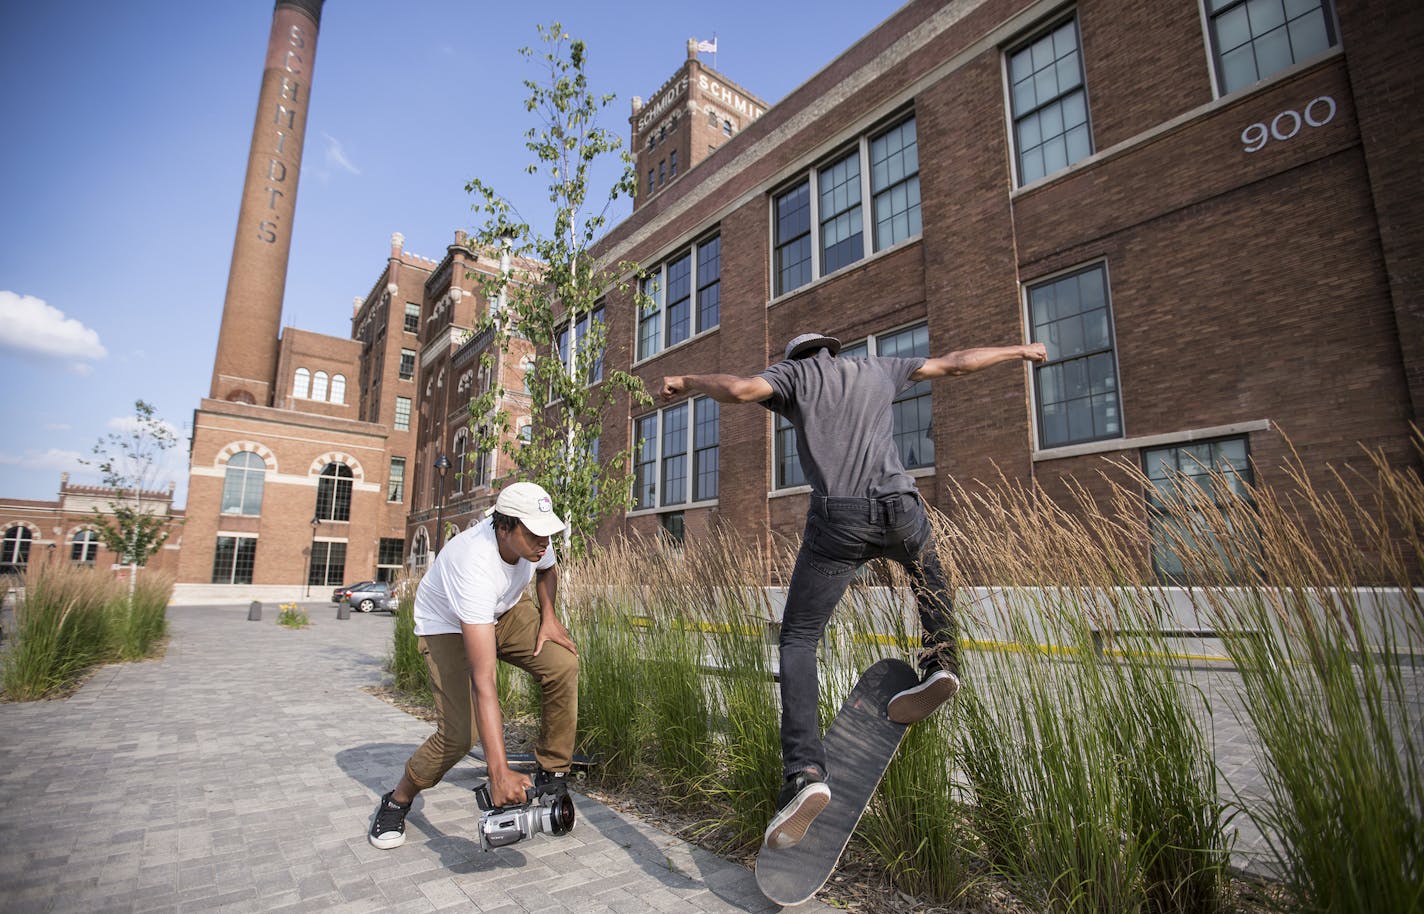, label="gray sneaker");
[887,668,961,724]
